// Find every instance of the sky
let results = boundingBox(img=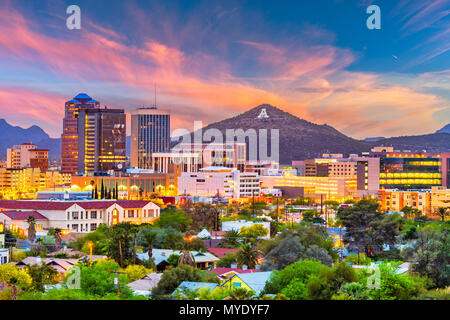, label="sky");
[0,0,448,139]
